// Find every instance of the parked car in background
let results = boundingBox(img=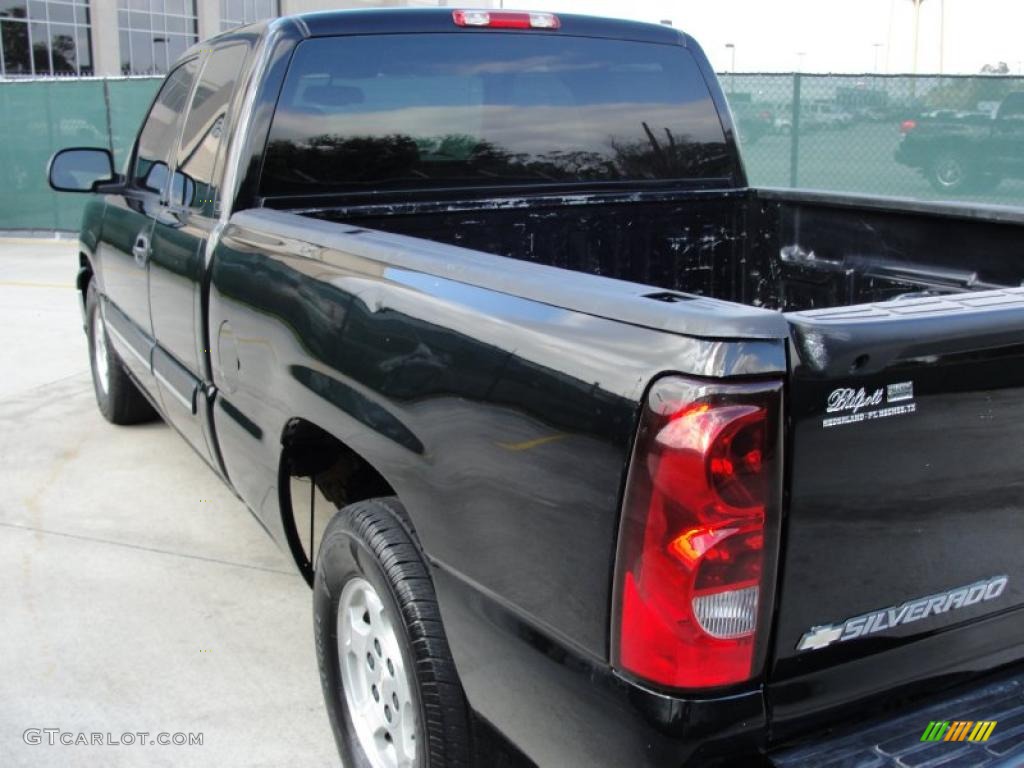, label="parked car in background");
[803,102,855,130]
[48,8,1024,767]
[896,92,1024,193]
[773,102,854,135]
